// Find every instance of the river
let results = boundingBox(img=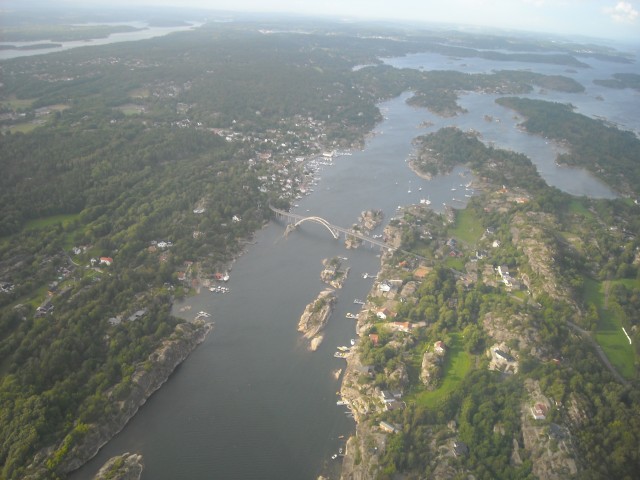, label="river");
[72,45,634,479]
